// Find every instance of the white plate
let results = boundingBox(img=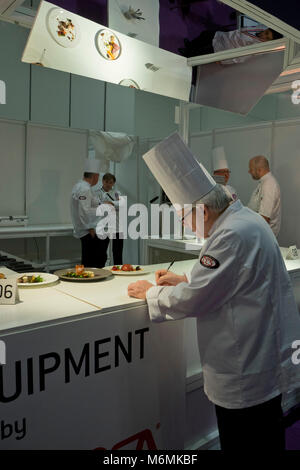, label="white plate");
[109,266,149,275]
[46,8,81,48]
[96,29,121,61]
[119,79,140,89]
[17,272,59,287]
